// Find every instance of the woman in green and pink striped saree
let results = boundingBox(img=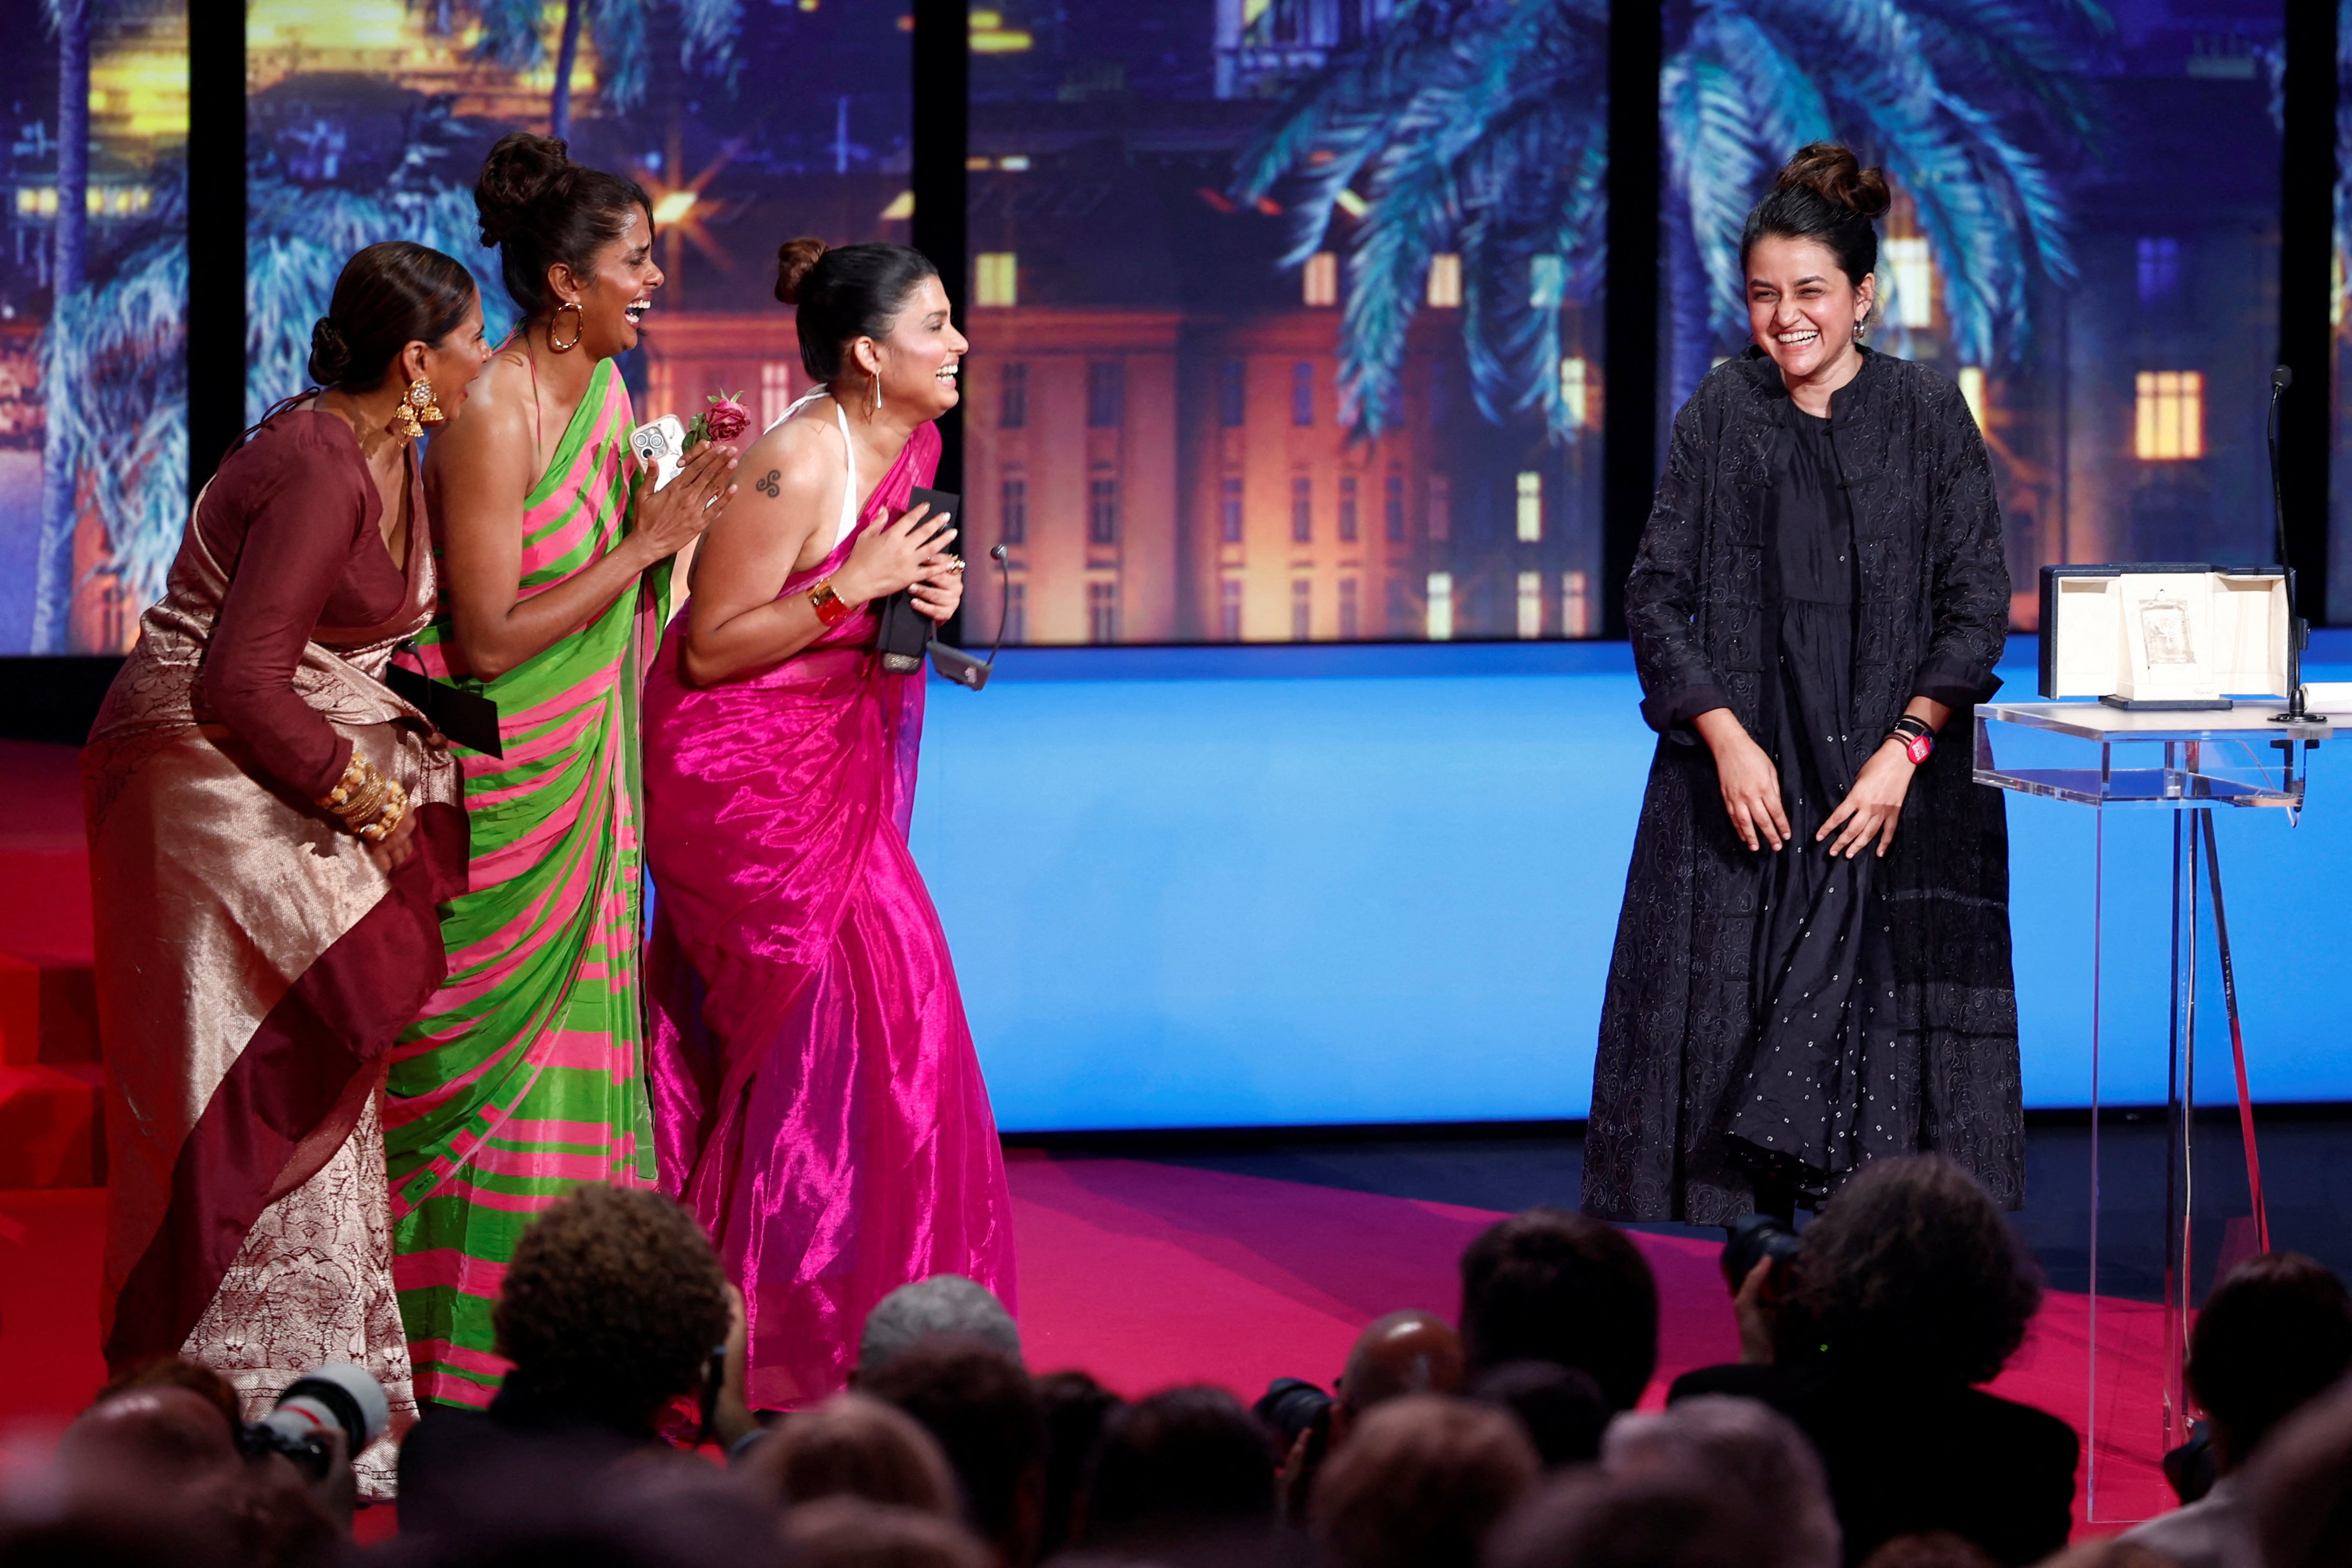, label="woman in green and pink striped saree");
[387,133,738,1408]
